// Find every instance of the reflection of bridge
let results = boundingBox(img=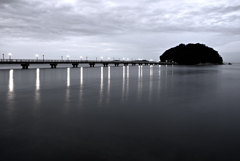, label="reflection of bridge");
[0,59,175,69]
